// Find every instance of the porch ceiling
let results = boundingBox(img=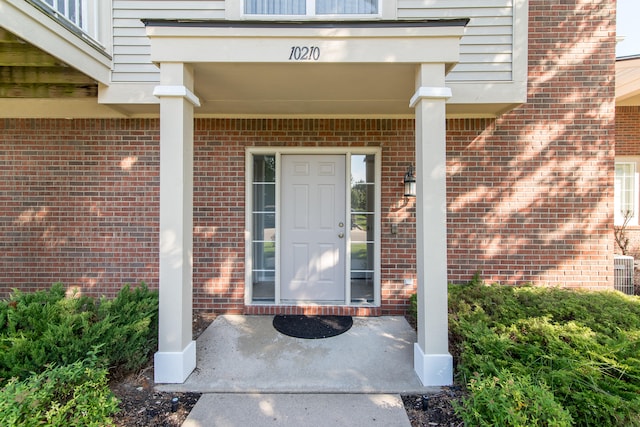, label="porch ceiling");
[190,62,416,116]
